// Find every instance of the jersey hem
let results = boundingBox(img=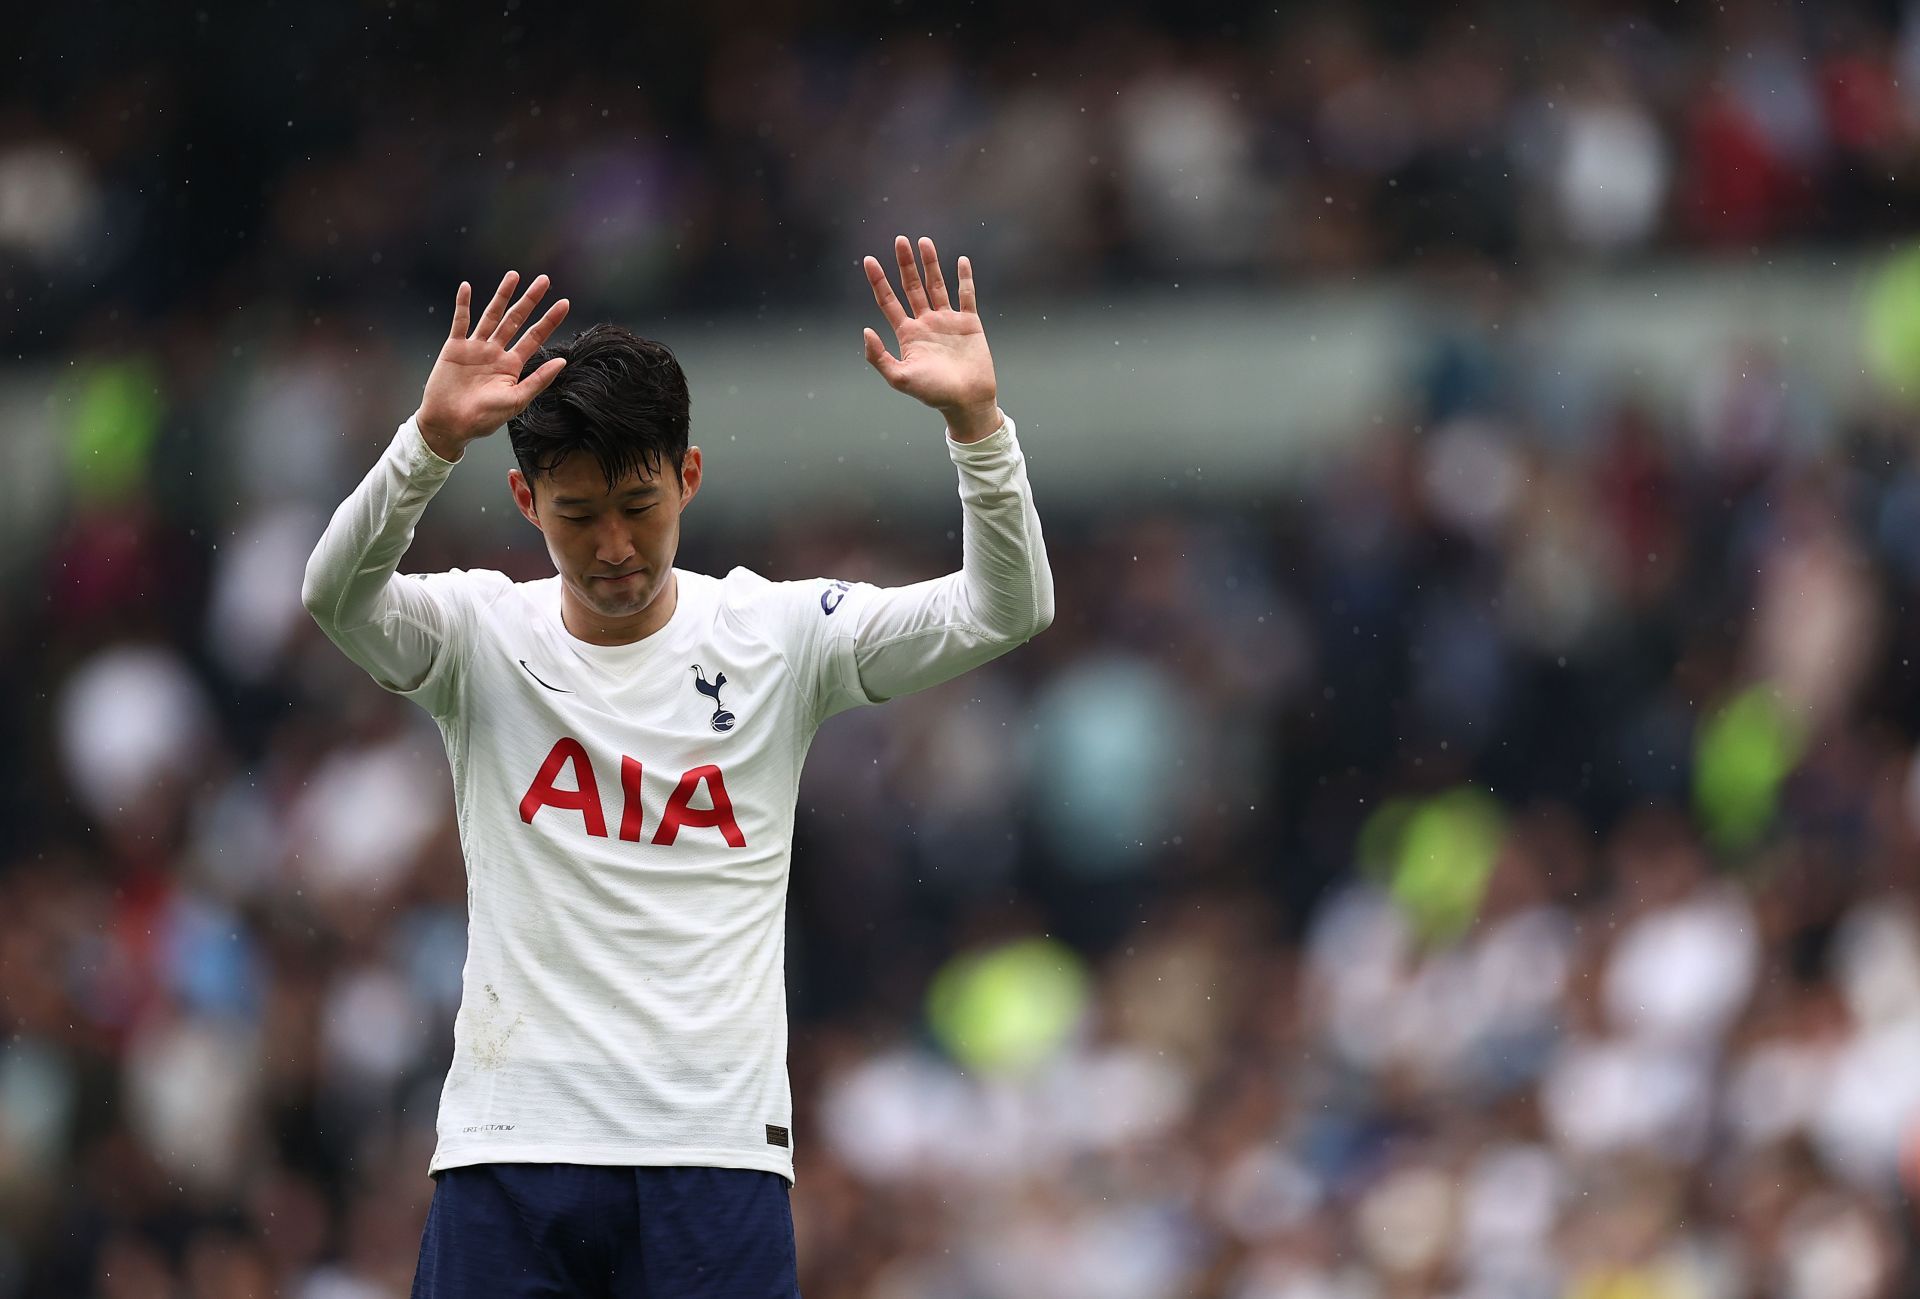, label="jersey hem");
[428,1143,797,1185]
